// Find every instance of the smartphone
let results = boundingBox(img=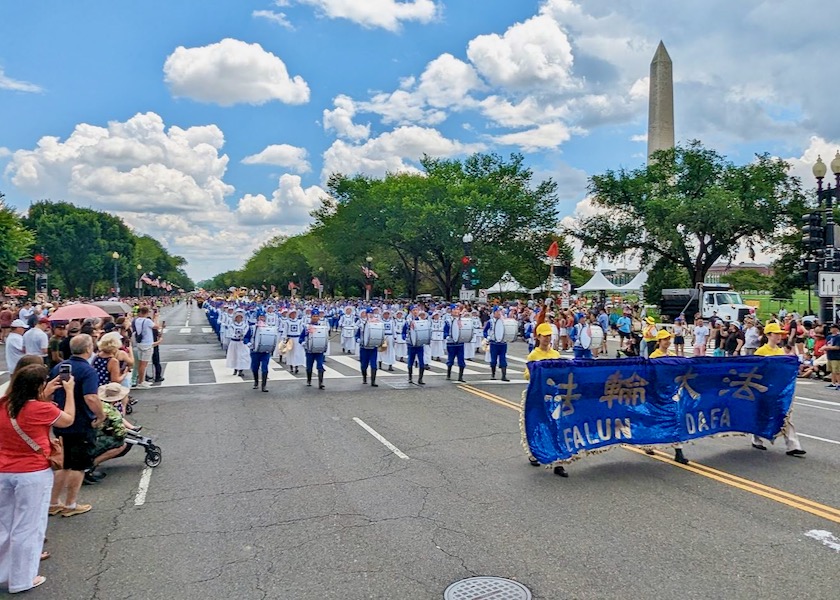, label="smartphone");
[162,320,166,328]
[59,363,72,382]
